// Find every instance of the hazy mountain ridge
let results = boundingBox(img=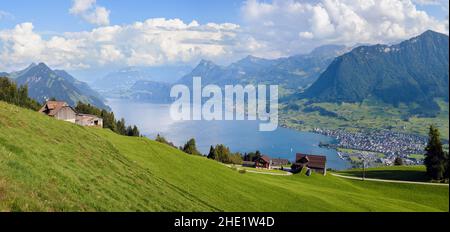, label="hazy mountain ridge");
[3,63,109,110]
[93,66,192,94]
[177,45,350,91]
[126,80,173,103]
